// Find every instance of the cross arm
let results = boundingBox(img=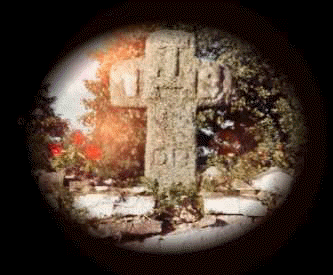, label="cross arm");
[109,57,147,108]
[196,60,234,108]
